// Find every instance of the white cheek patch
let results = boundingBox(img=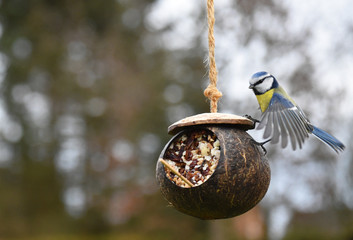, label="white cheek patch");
[256,77,274,93]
